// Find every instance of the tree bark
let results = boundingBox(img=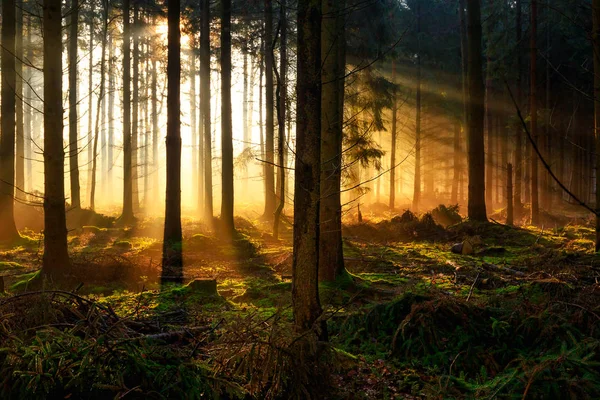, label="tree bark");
[25,15,33,195]
[263,0,276,220]
[190,43,198,213]
[132,4,140,213]
[412,2,422,213]
[0,0,20,241]
[108,32,115,188]
[530,0,539,225]
[162,0,183,283]
[514,0,523,210]
[390,60,397,209]
[87,2,94,206]
[201,0,213,221]
[42,0,71,276]
[466,0,488,221]
[273,0,288,239]
[293,0,324,335]
[221,0,235,233]
[451,120,460,203]
[121,0,135,223]
[593,0,600,250]
[15,0,24,202]
[68,0,81,210]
